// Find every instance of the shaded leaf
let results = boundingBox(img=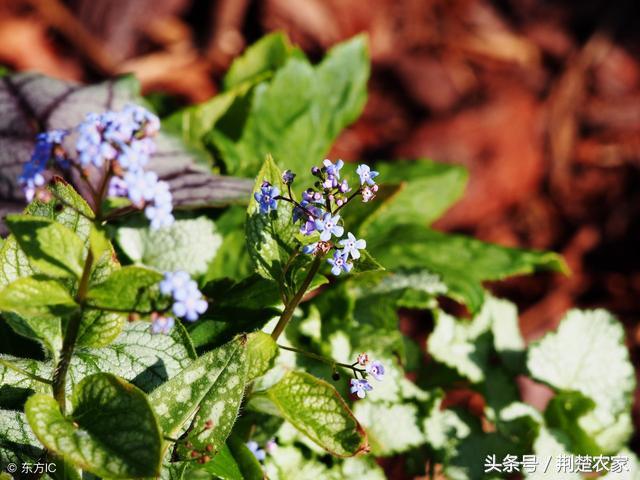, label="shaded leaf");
[26,373,163,478]
[358,159,468,237]
[6,215,85,279]
[85,266,164,313]
[0,276,76,318]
